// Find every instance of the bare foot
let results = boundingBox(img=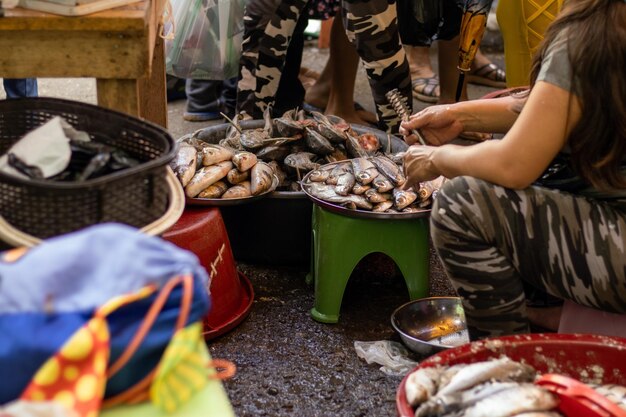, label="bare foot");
[328,108,375,126]
[526,306,563,332]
